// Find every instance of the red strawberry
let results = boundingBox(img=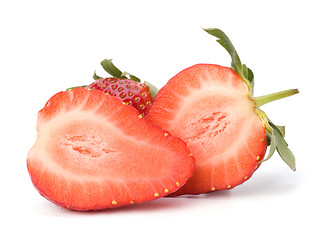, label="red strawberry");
[146,28,298,195]
[27,87,194,210]
[68,59,158,117]
[86,78,153,117]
